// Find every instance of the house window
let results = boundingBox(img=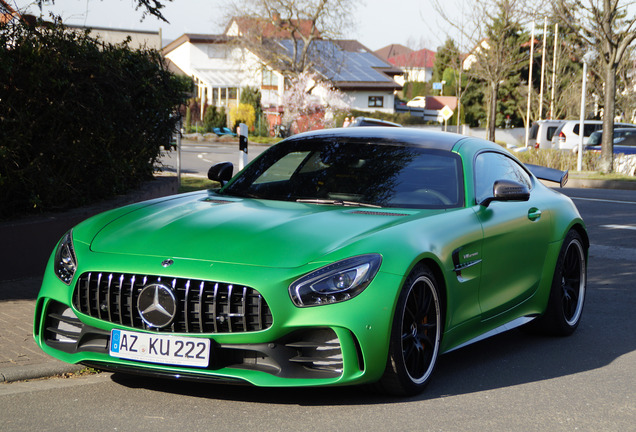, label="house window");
[368,96,384,108]
[262,69,278,89]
